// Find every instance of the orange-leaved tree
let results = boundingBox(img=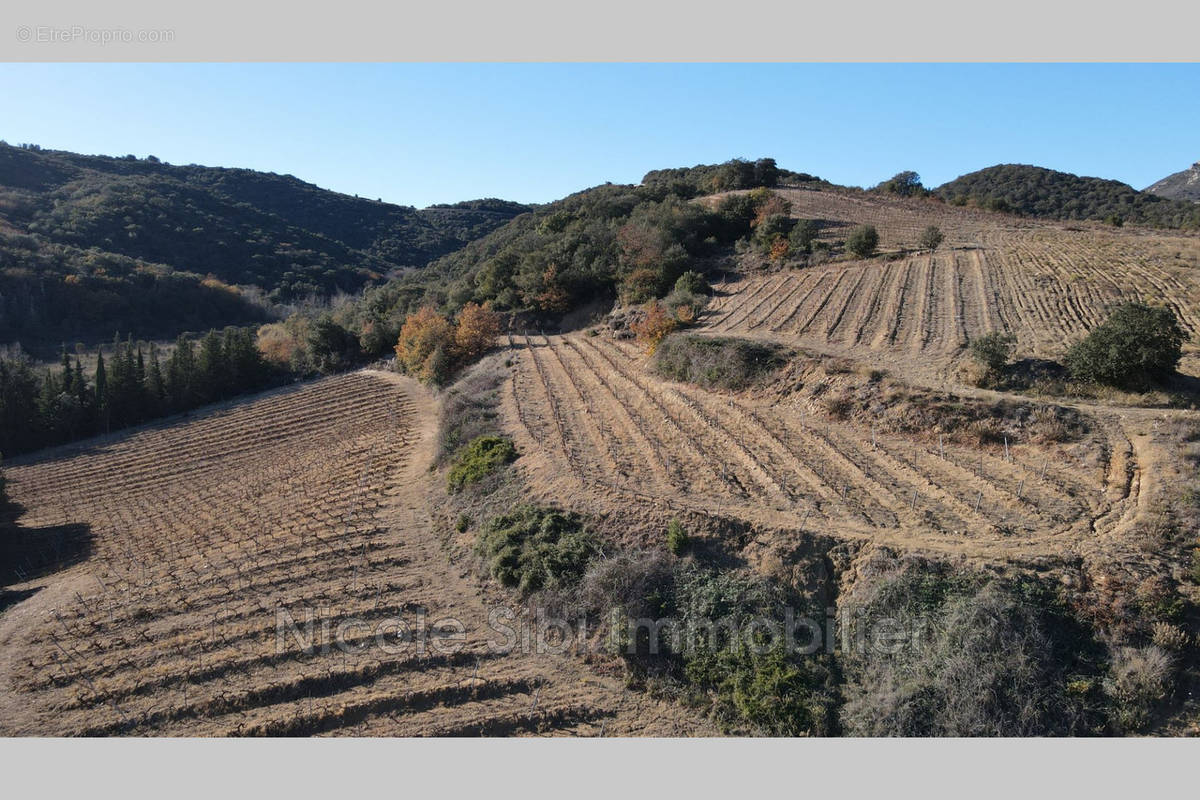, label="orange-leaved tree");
[395,306,455,383]
[630,299,679,354]
[454,301,502,362]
